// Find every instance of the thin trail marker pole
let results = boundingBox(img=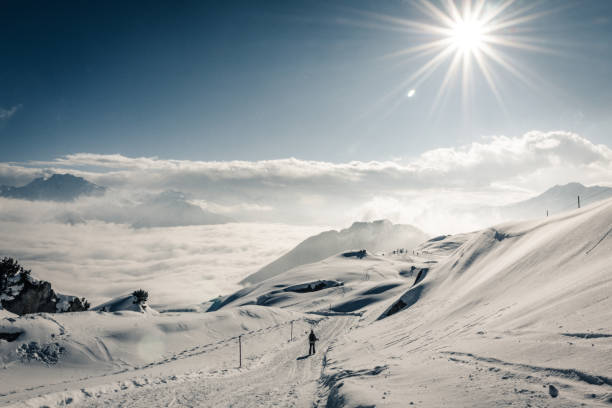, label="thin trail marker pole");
[578,195,581,209]
[546,209,548,217]
[290,321,293,342]
[238,335,242,368]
